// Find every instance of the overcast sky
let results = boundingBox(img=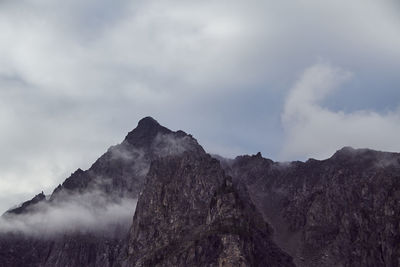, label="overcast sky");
[0,0,399,212]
